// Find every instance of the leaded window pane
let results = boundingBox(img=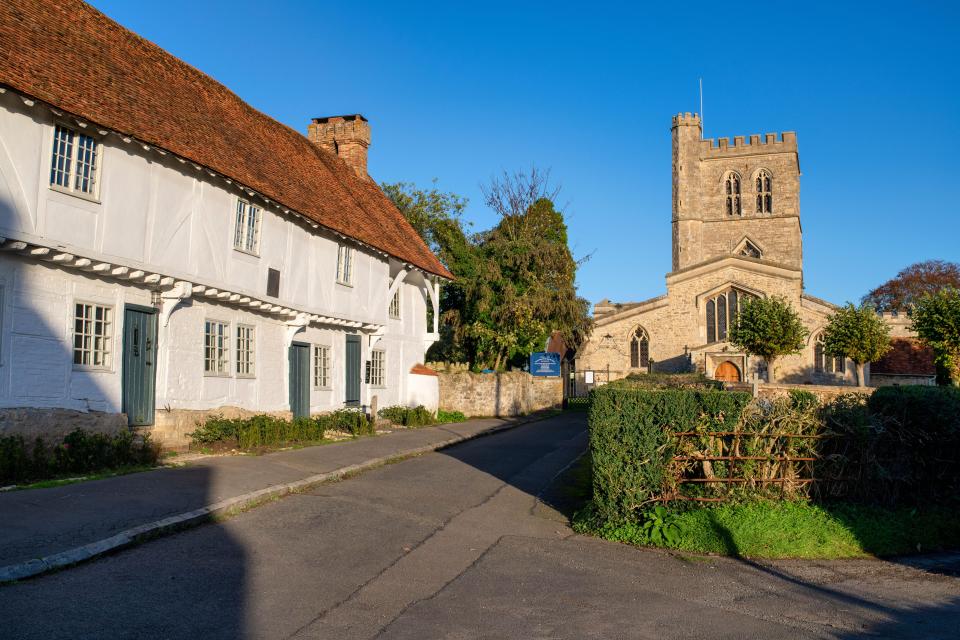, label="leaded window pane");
[706,300,716,344]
